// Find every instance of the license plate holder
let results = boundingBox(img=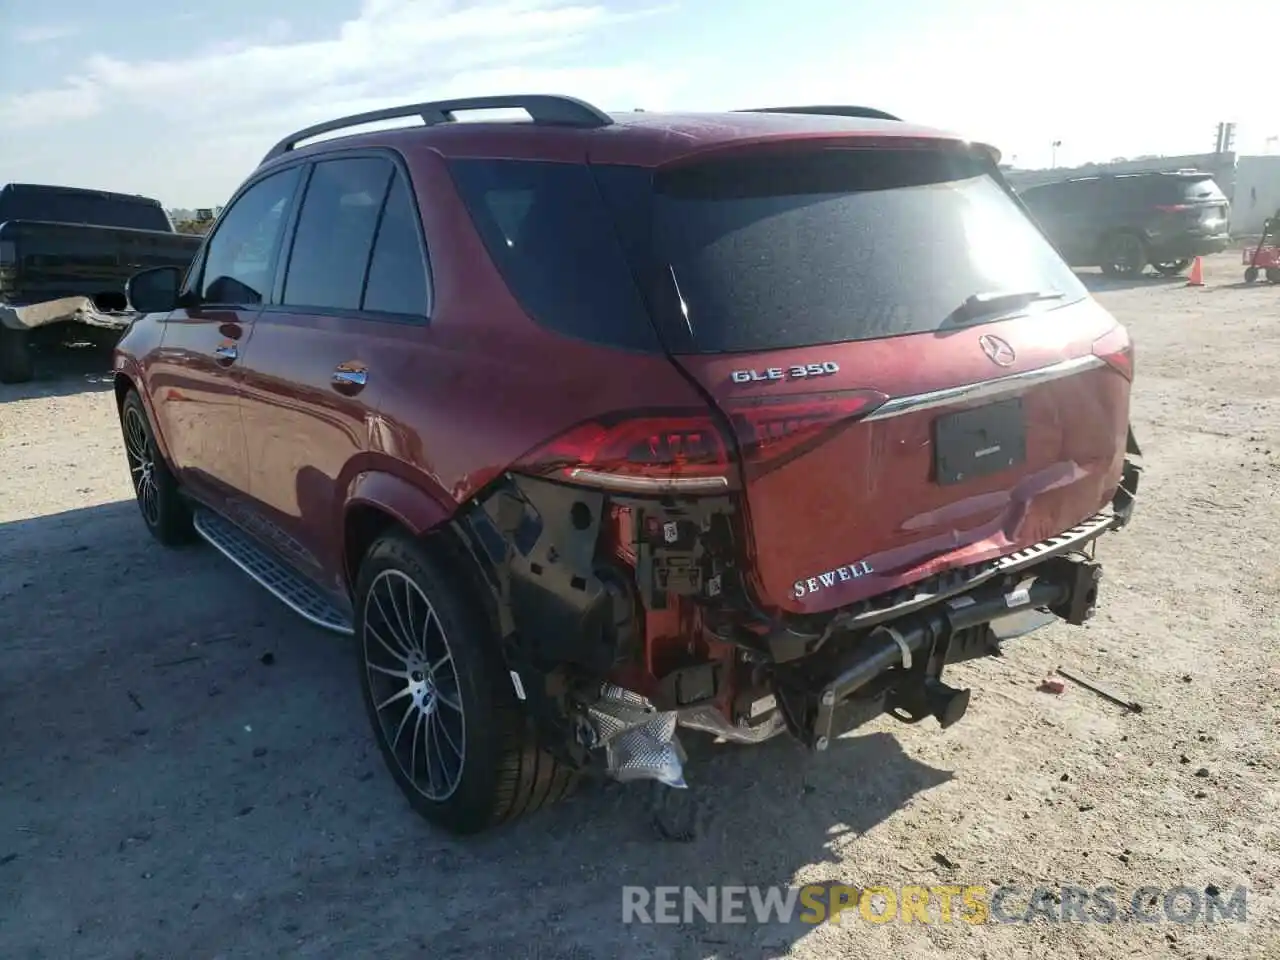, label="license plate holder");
[933,399,1027,486]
